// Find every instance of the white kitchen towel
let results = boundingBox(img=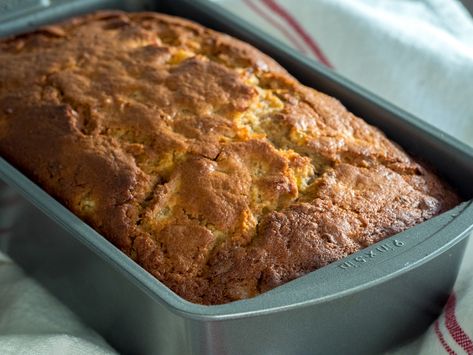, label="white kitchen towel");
[0,0,472,354]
